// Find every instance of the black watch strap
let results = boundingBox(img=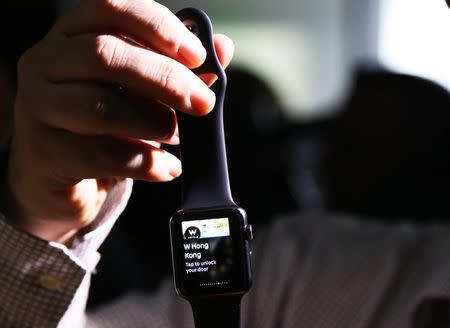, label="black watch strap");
[176,8,235,210]
[190,295,242,328]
